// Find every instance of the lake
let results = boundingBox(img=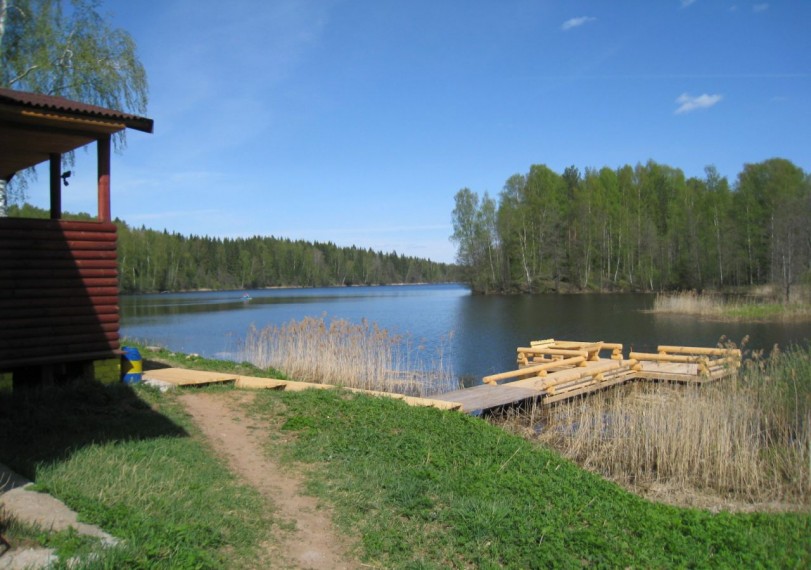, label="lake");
[120,284,811,382]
